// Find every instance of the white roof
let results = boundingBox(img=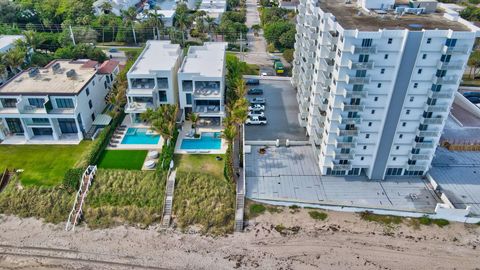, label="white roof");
[128,41,181,75]
[180,42,227,78]
[0,35,24,51]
